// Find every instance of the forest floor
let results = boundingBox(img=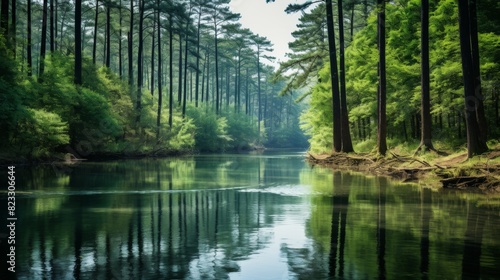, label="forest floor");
[307,146,500,193]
